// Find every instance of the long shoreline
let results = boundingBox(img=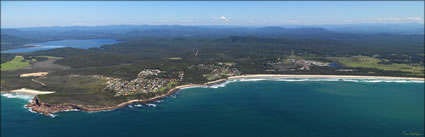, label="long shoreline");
[228,74,425,81]
[8,74,424,116]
